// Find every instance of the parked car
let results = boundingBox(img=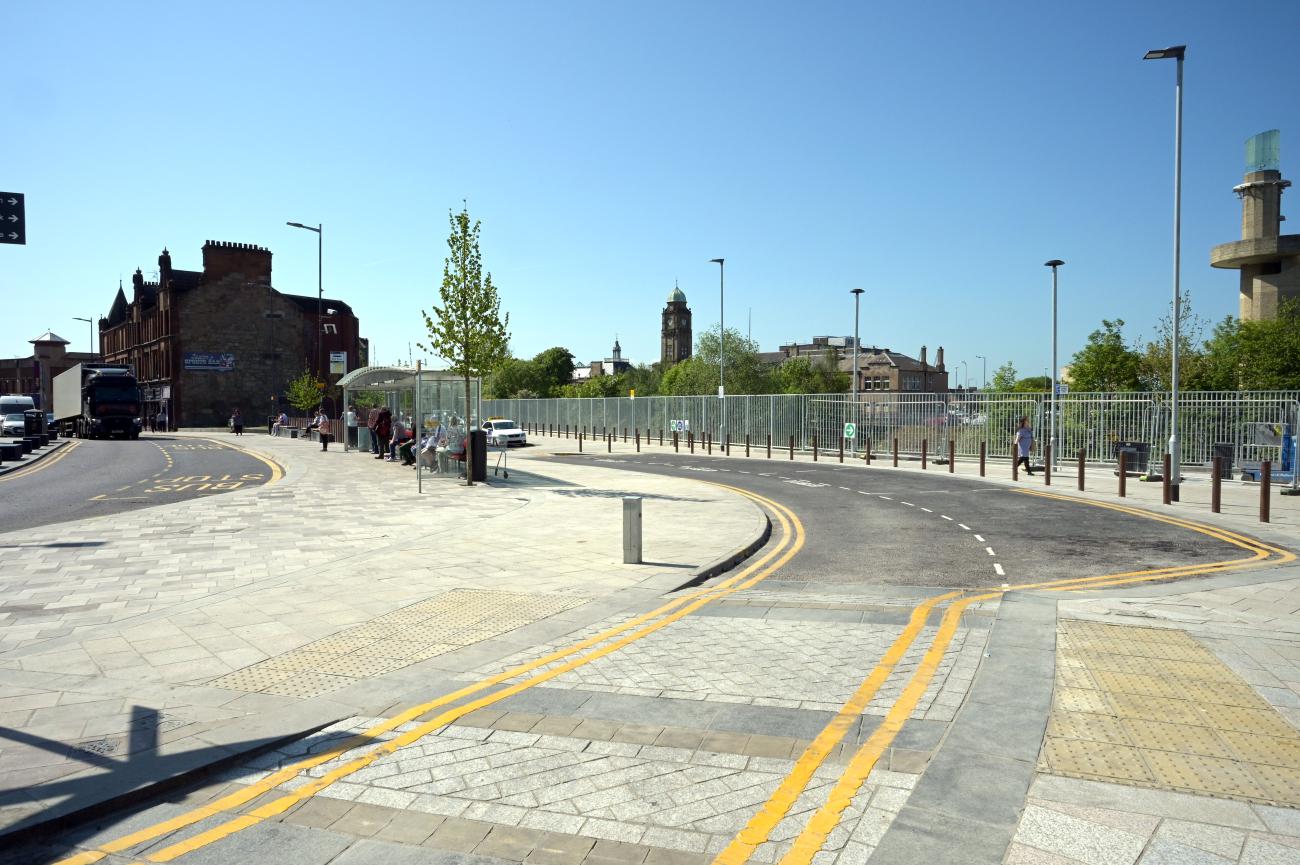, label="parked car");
[483,418,527,447]
[1,413,25,437]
